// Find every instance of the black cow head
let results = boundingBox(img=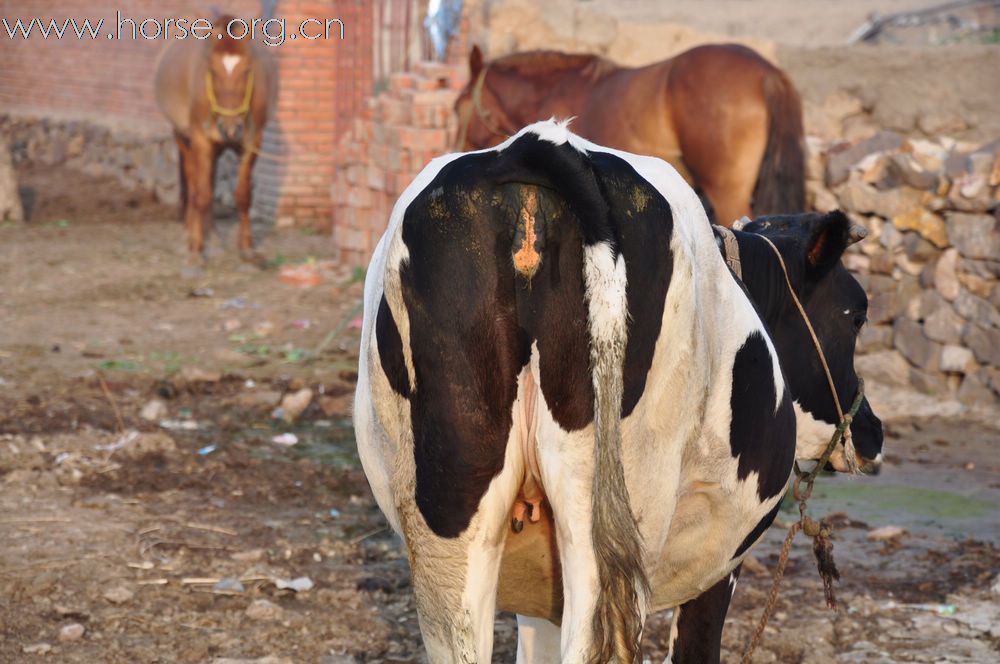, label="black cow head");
[729,210,884,472]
